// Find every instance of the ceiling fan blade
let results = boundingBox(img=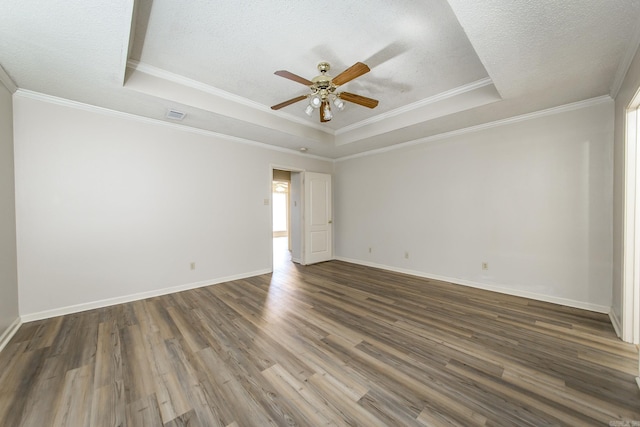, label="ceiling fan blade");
[274,70,314,86]
[320,100,330,122]
[332,62,370,86]
[339,92,379,109]
[271,95,307,110]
